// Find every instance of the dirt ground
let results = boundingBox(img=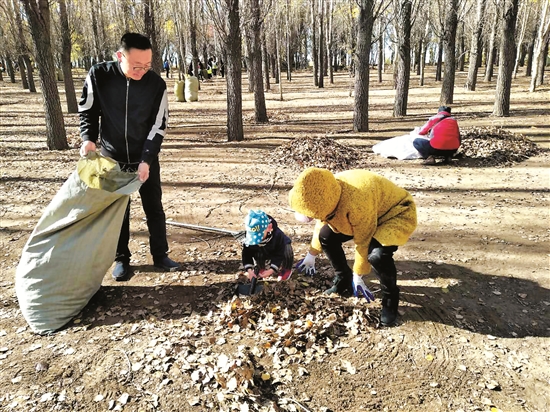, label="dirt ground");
[0,69,549,412]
